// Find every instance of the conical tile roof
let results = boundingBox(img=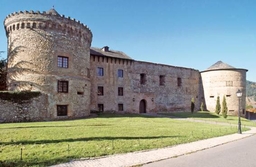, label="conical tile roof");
[207,61,235,70]
[46,8,60,16]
